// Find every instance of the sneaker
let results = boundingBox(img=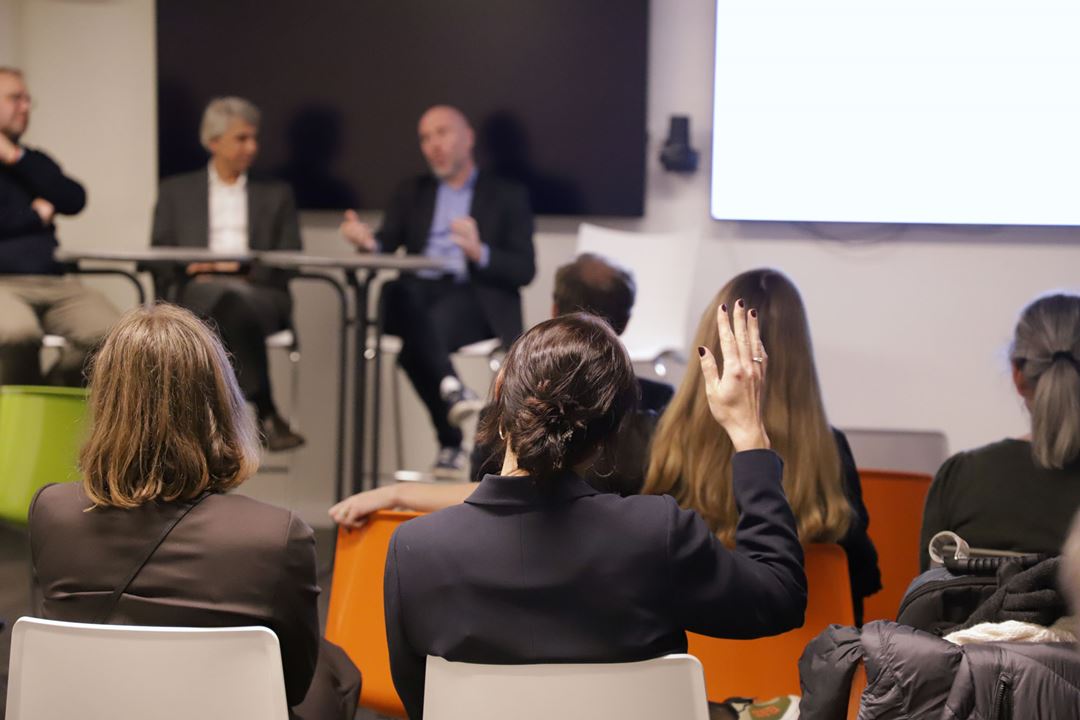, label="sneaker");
[441,380,484,427]
[432,446,468,478]
[260,413,306,452]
